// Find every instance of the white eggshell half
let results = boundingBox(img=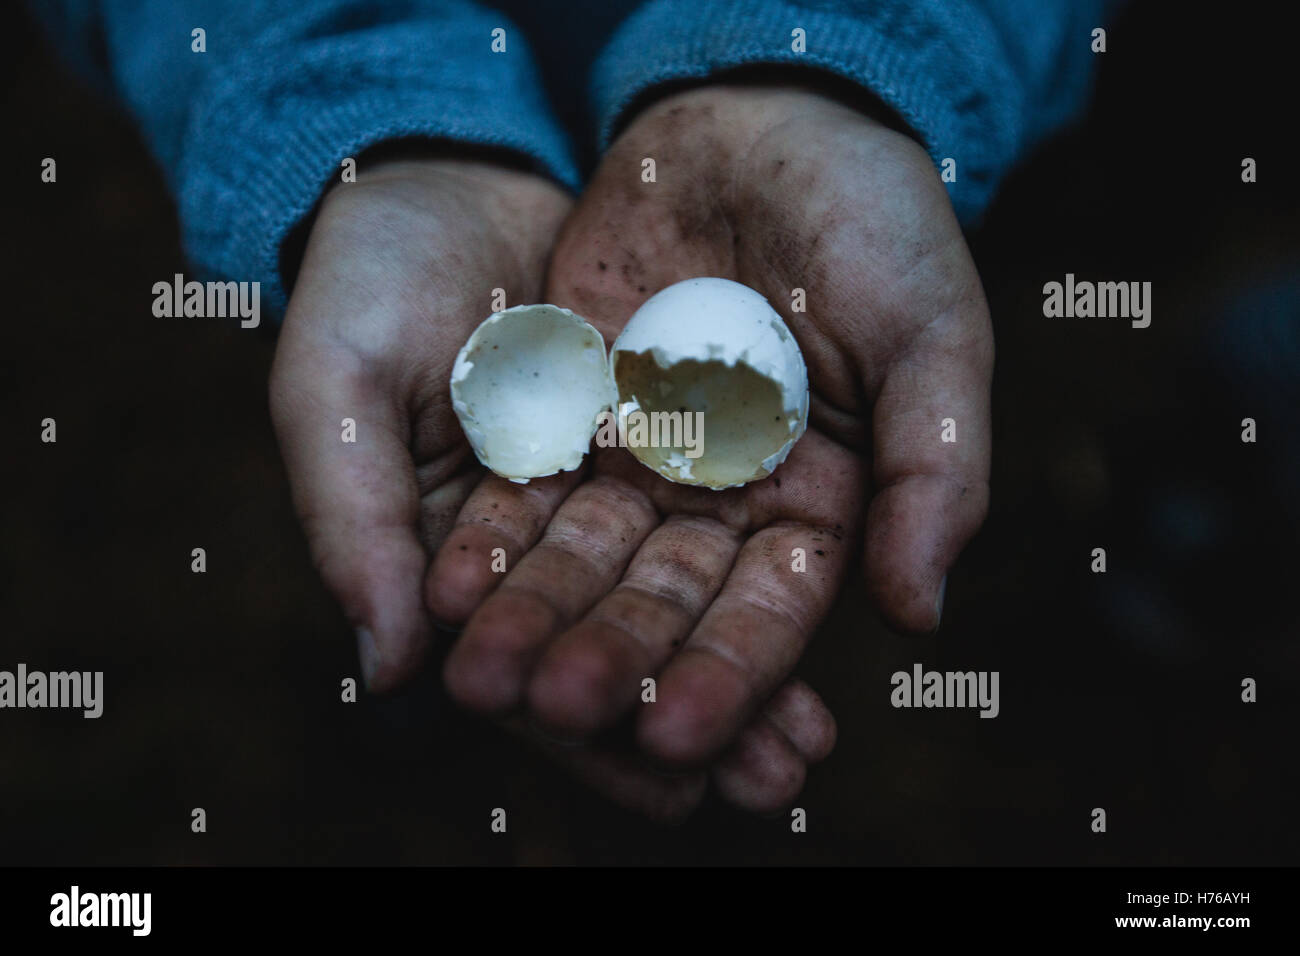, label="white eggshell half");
[609,277,809,489]
[450,305,616,483]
